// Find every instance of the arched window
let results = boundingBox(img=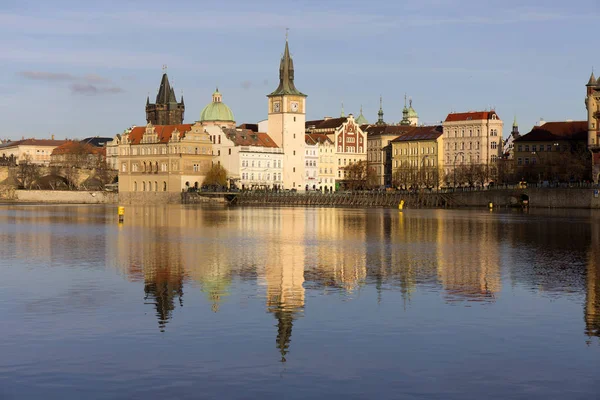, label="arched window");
[142,181,146,191]
[163,181,167,191]
[134,181,138,191]
[154,181,158,191]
